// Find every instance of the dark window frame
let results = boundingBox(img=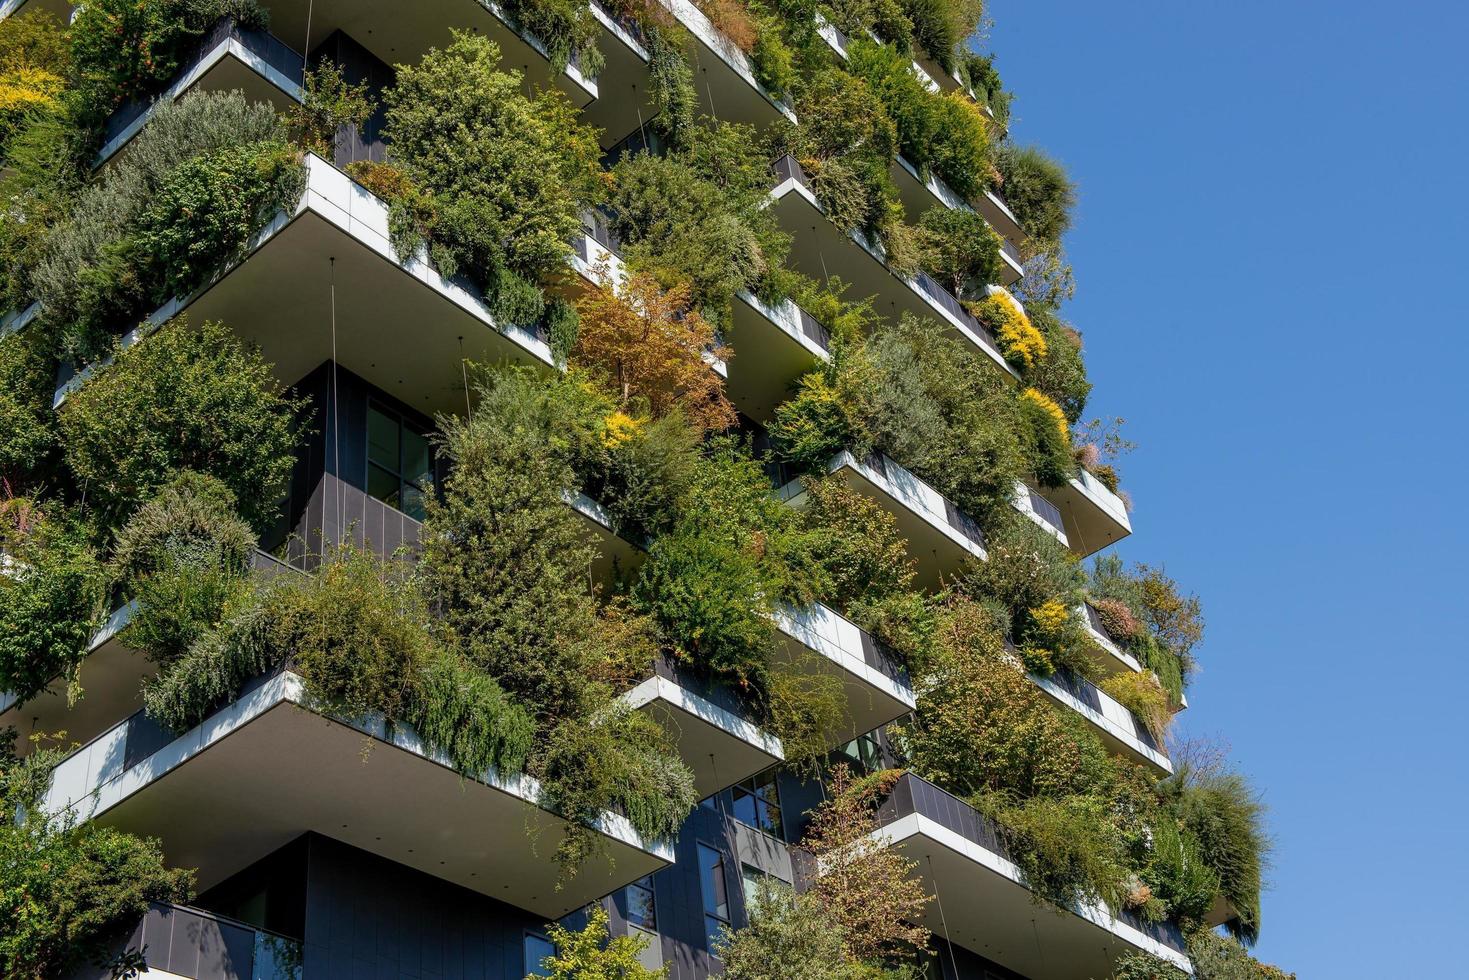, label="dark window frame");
[365,398,433,519]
